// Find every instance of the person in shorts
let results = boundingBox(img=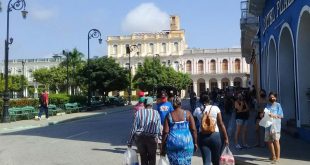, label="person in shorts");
[264,92,283,163]
[234,93,250,149]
